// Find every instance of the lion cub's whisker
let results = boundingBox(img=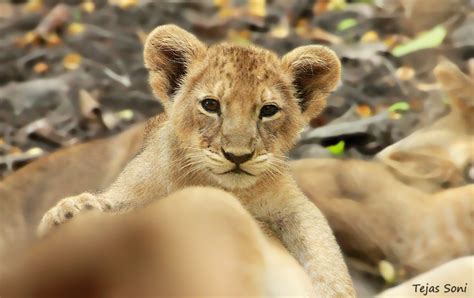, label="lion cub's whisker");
[38,24,354,297]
